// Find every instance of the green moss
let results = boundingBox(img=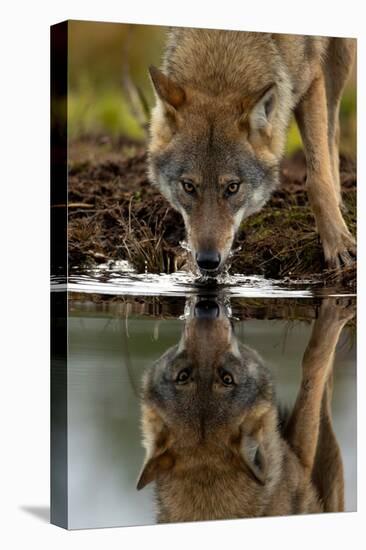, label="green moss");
[68,86,145,140]
[286,121,303,155]
[340,88,356,117]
